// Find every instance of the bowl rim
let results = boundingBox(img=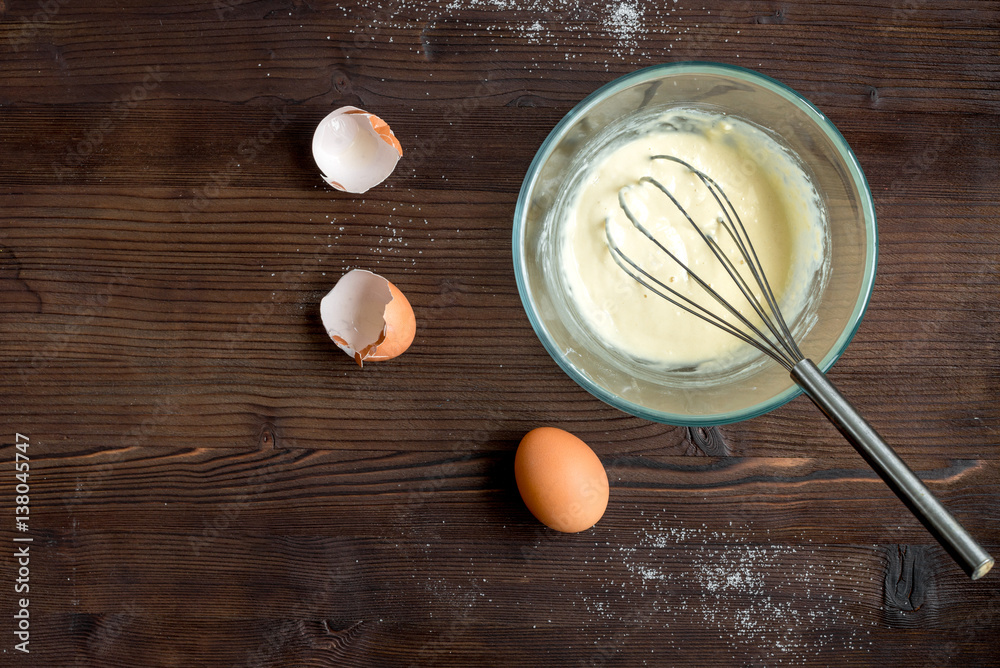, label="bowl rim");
[513,61,878,425]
